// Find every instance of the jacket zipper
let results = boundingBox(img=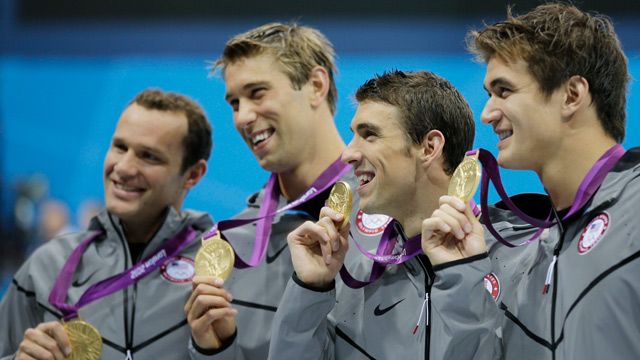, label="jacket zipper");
[416,255,434,360]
